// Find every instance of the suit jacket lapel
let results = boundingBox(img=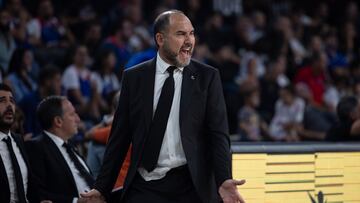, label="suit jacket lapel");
[10,133,30,168]
[42,134,78,188]
[180,62,196,126]
[142,59,156,134]
[70,143,92,175]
